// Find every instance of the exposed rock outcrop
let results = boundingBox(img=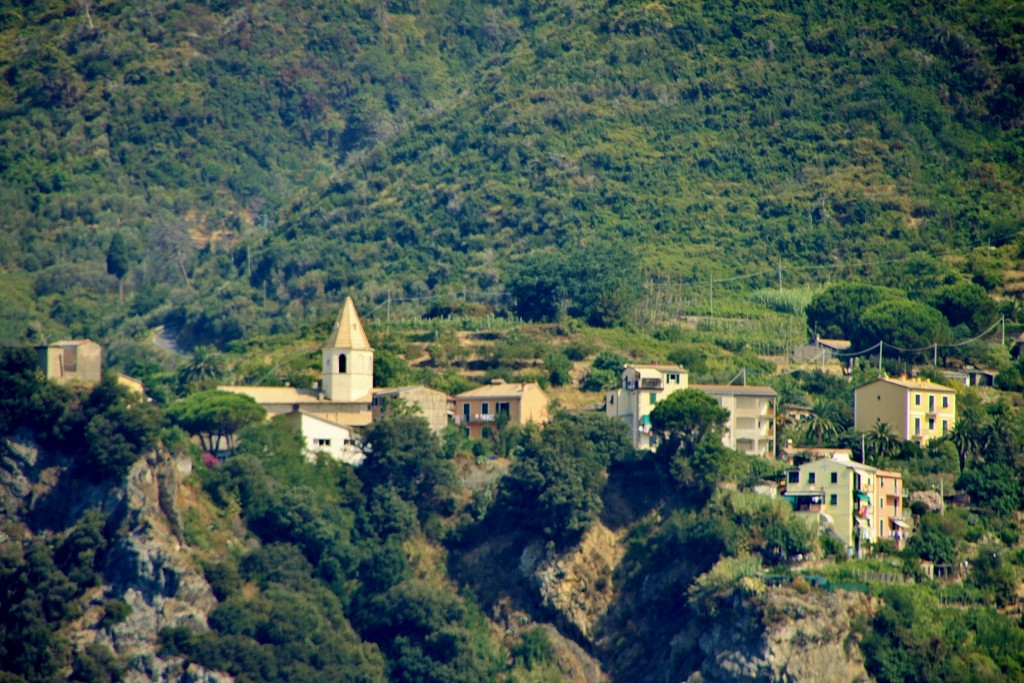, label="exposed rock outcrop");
[96,452,223,682]
[688,587,878,683]
[524,523,625,641]
[0,434,229,682]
